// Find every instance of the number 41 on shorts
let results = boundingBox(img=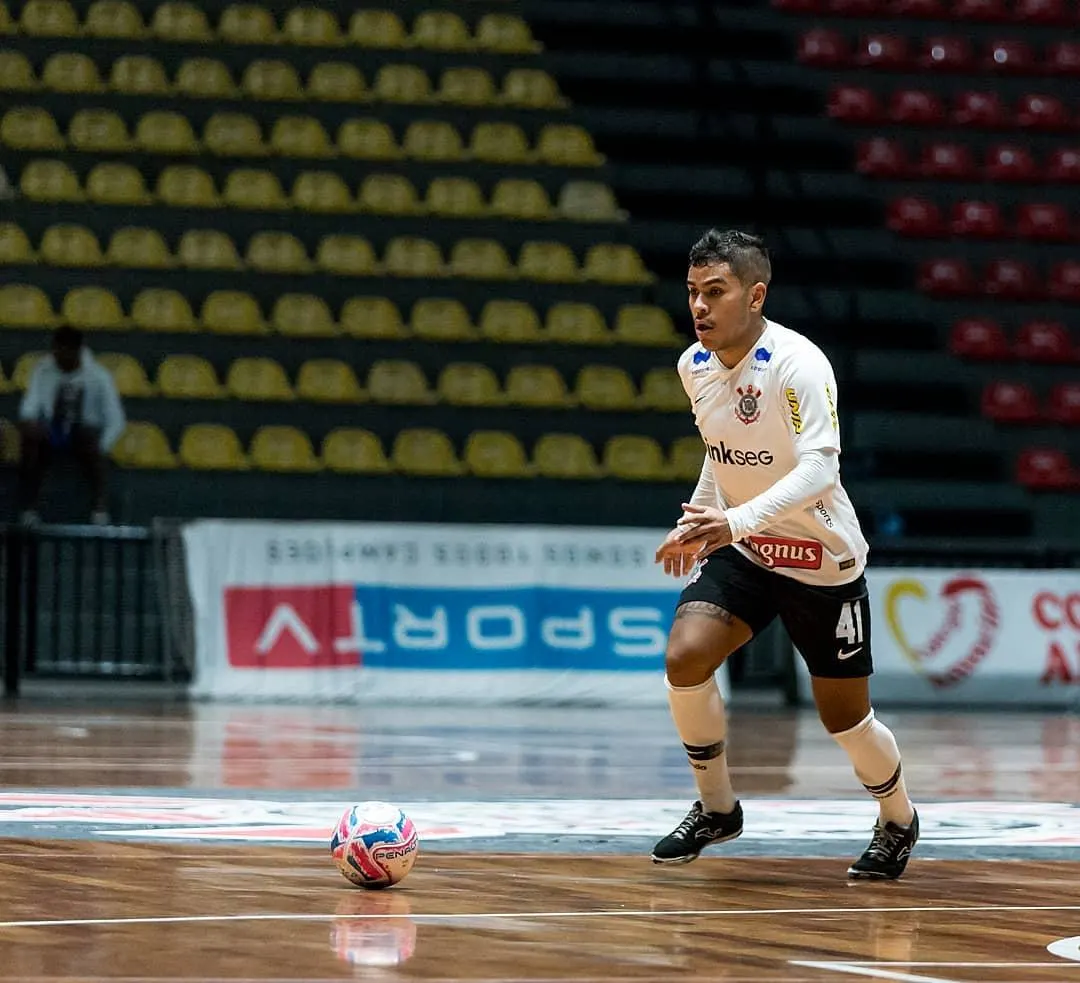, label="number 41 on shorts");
[835,599,866,660]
